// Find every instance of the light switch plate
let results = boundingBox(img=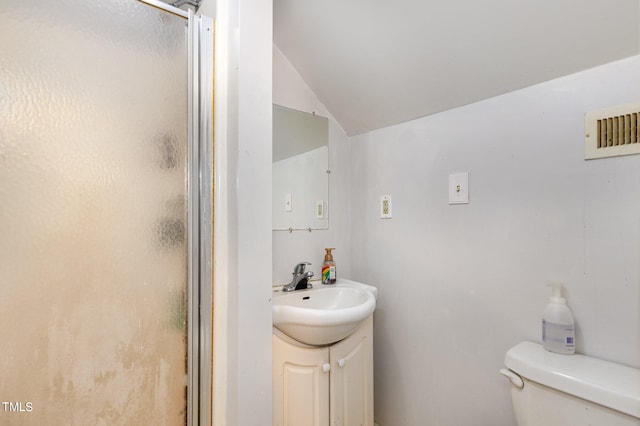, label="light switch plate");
[449,172,469,204]
[380,195,392,219]
[285,193,292,211]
